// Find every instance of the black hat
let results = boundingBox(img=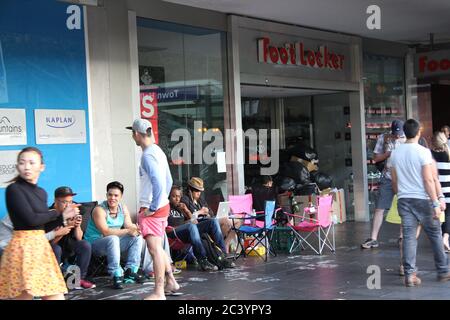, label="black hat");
[391,119,404,136]
[54,186,77,198]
